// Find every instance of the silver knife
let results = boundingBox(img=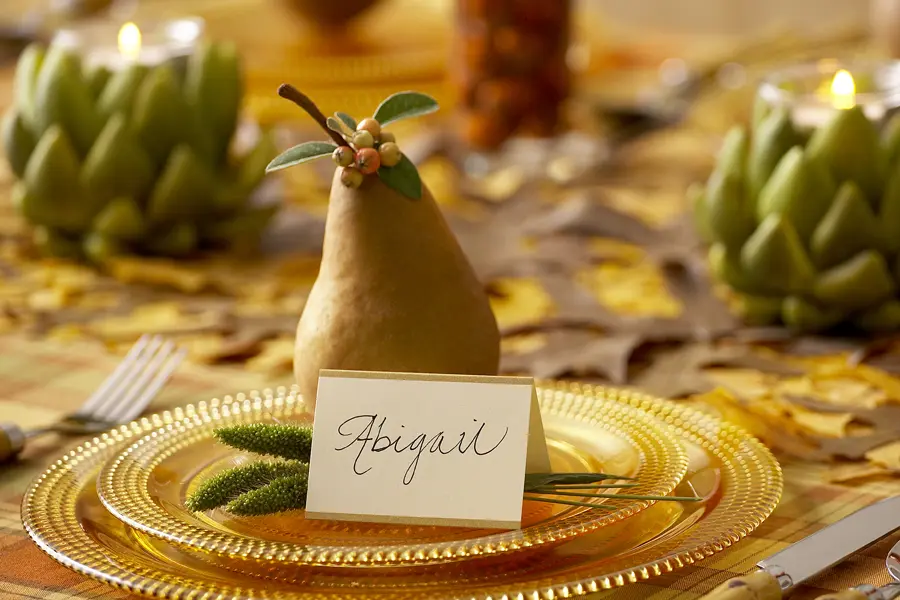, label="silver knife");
[699,495,900,600]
